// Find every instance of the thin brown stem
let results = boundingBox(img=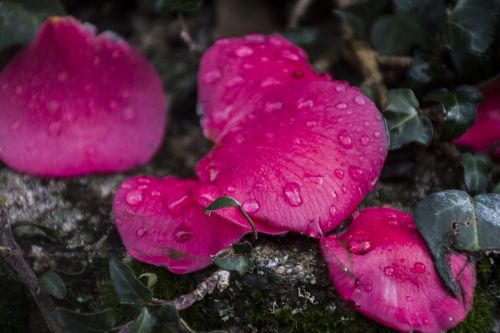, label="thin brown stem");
[0,210,63,333]
[376,54,413,69]
[238,205,258,241]
[288,0,316,28]
[177,13,201,55]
